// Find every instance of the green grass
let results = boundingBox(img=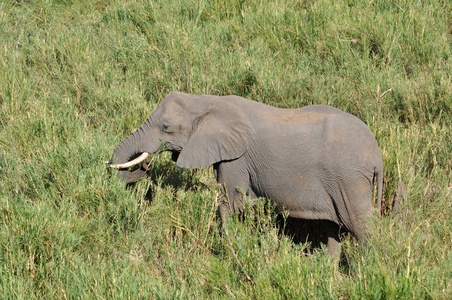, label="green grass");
[1,0,451,298]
